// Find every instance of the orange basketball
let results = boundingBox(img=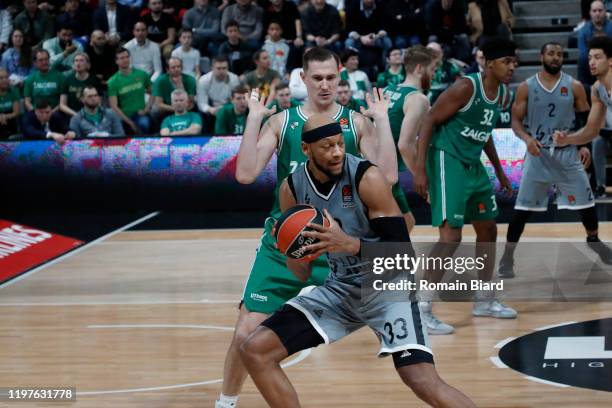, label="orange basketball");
[274,205,330,261]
